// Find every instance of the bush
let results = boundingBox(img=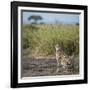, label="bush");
[22,24,79,56]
